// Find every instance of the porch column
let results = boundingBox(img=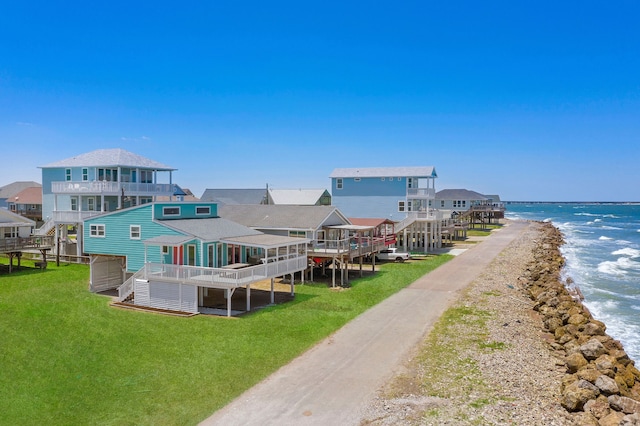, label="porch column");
[246,285,251,312]
[290,273,294,296]
[270,278,275,304]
